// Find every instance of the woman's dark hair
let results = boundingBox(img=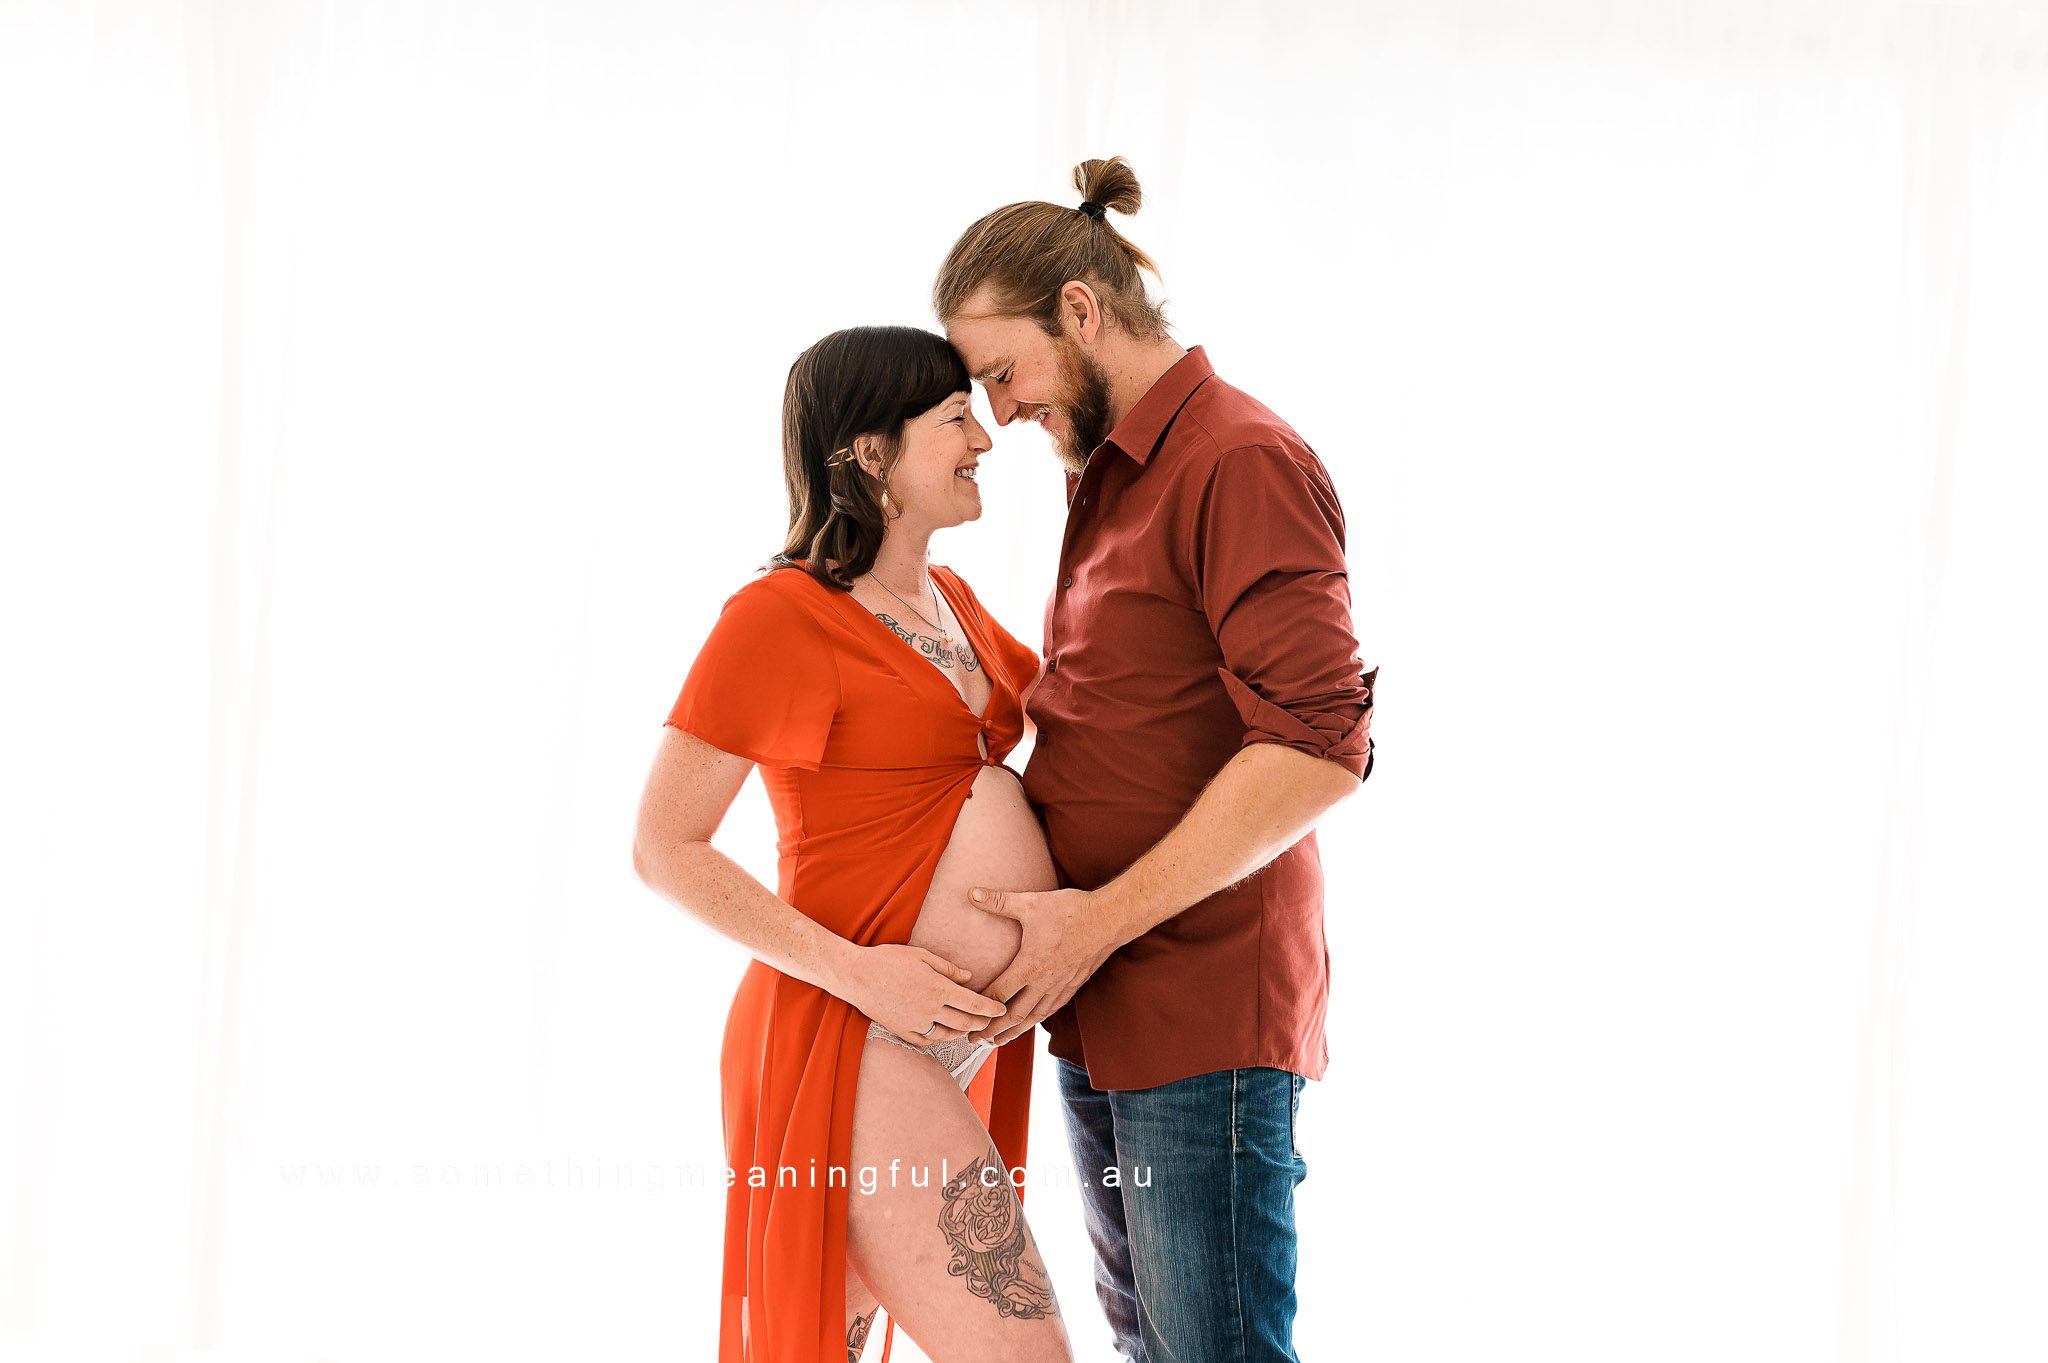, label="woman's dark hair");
[763,325,971,593]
